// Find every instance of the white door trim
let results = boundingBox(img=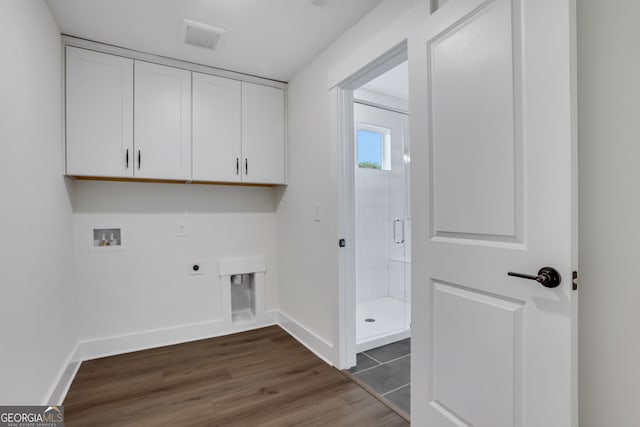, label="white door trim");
[332,42,408,369]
